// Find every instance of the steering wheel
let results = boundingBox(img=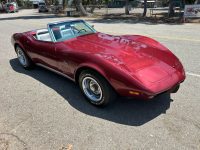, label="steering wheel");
[77,29,87,33]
